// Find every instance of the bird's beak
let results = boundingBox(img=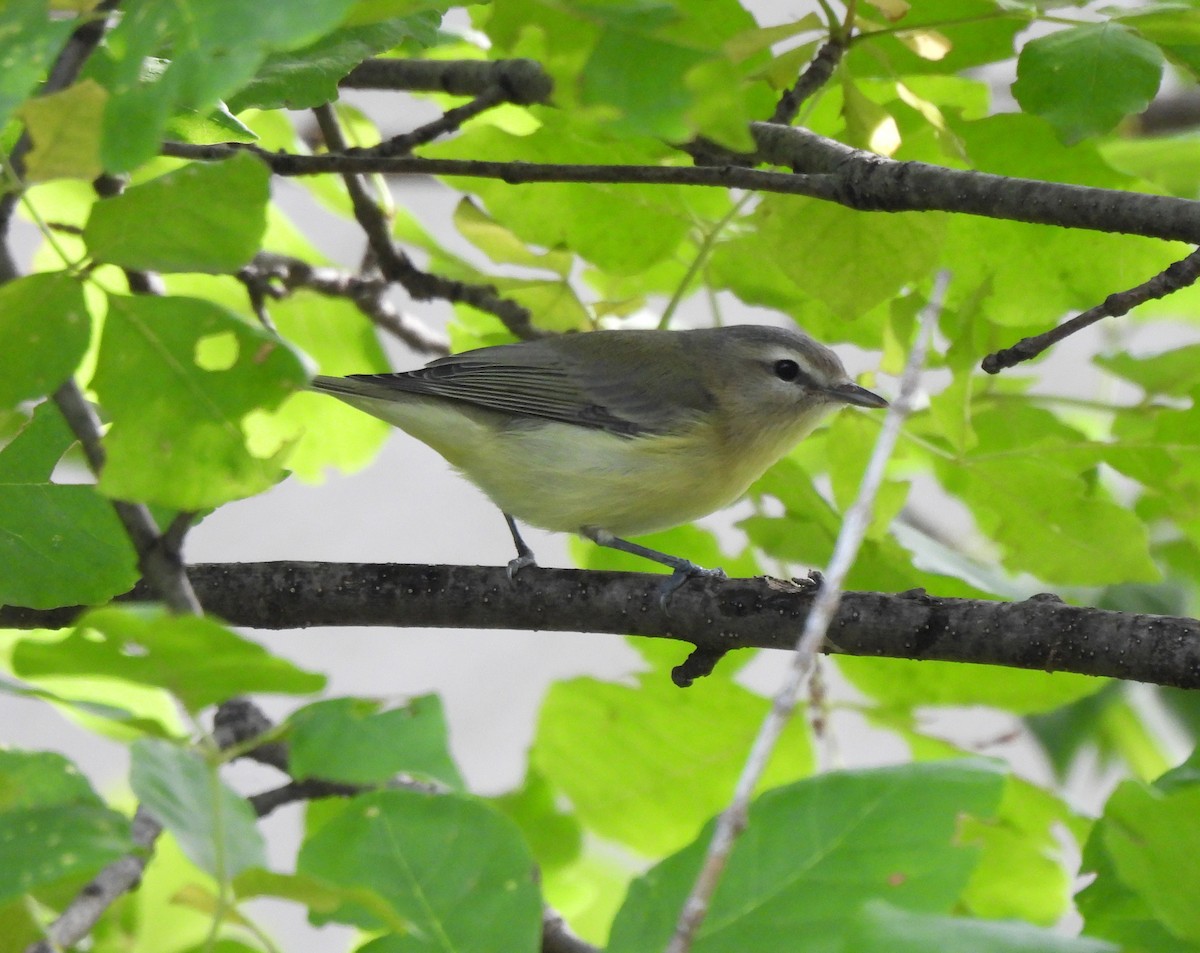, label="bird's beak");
[829,381,889,408]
